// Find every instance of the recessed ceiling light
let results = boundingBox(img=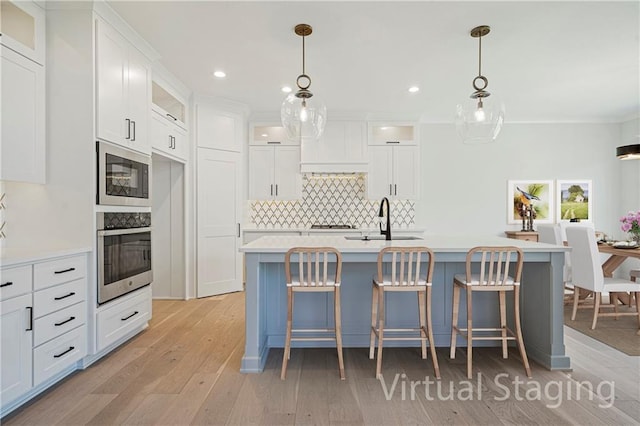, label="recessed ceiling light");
[261,133,268,137]
[281,86,292,93]
[408,86,420,93]
[213,70,226,78]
